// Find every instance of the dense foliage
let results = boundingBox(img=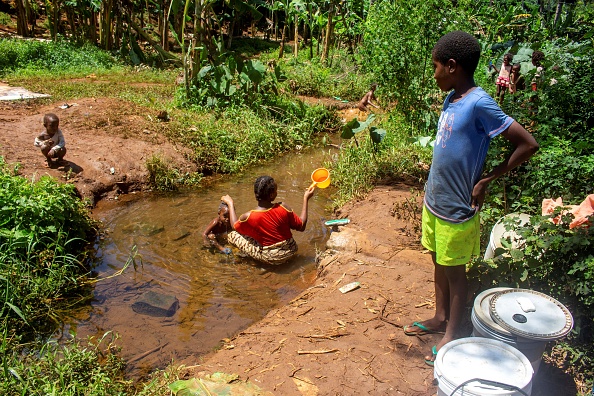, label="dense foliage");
[0,157,97,335]
[0,38,116,75]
